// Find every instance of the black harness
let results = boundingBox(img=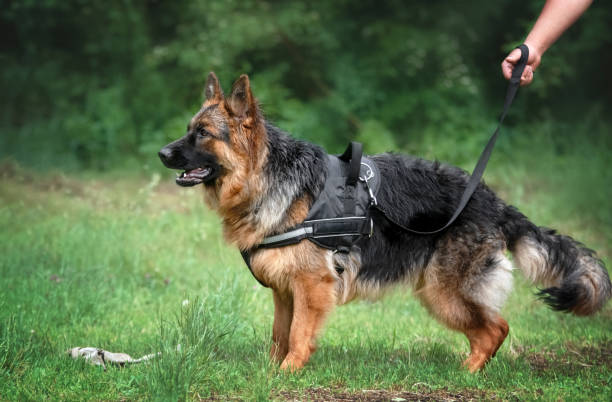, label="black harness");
[241,142,381,287]
[241,45,530,288]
